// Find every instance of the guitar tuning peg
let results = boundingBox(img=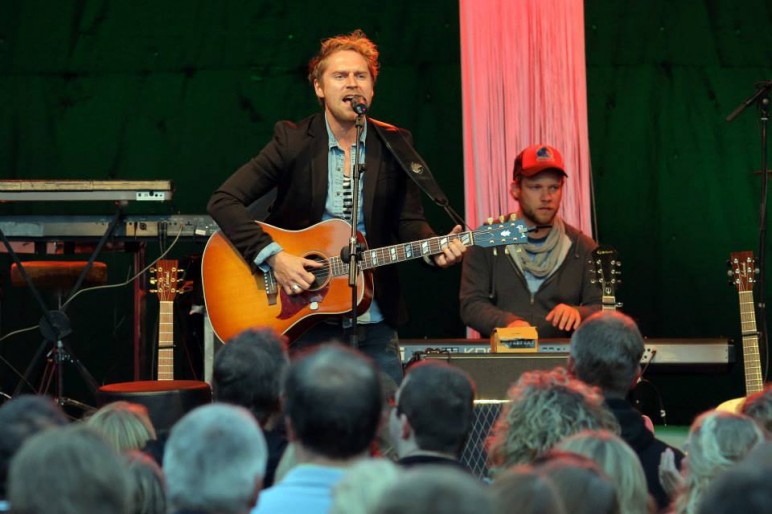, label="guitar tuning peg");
[149,278,157,285]
[486,217,494,225]
[509,213,517,221]
[499,214,506,223]
[150,267,157,273]
[149,288,158,294]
